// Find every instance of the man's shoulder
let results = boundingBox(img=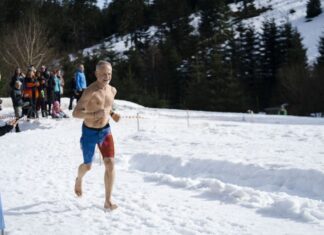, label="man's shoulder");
[110,85,117,95]
[84,82,97,92]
